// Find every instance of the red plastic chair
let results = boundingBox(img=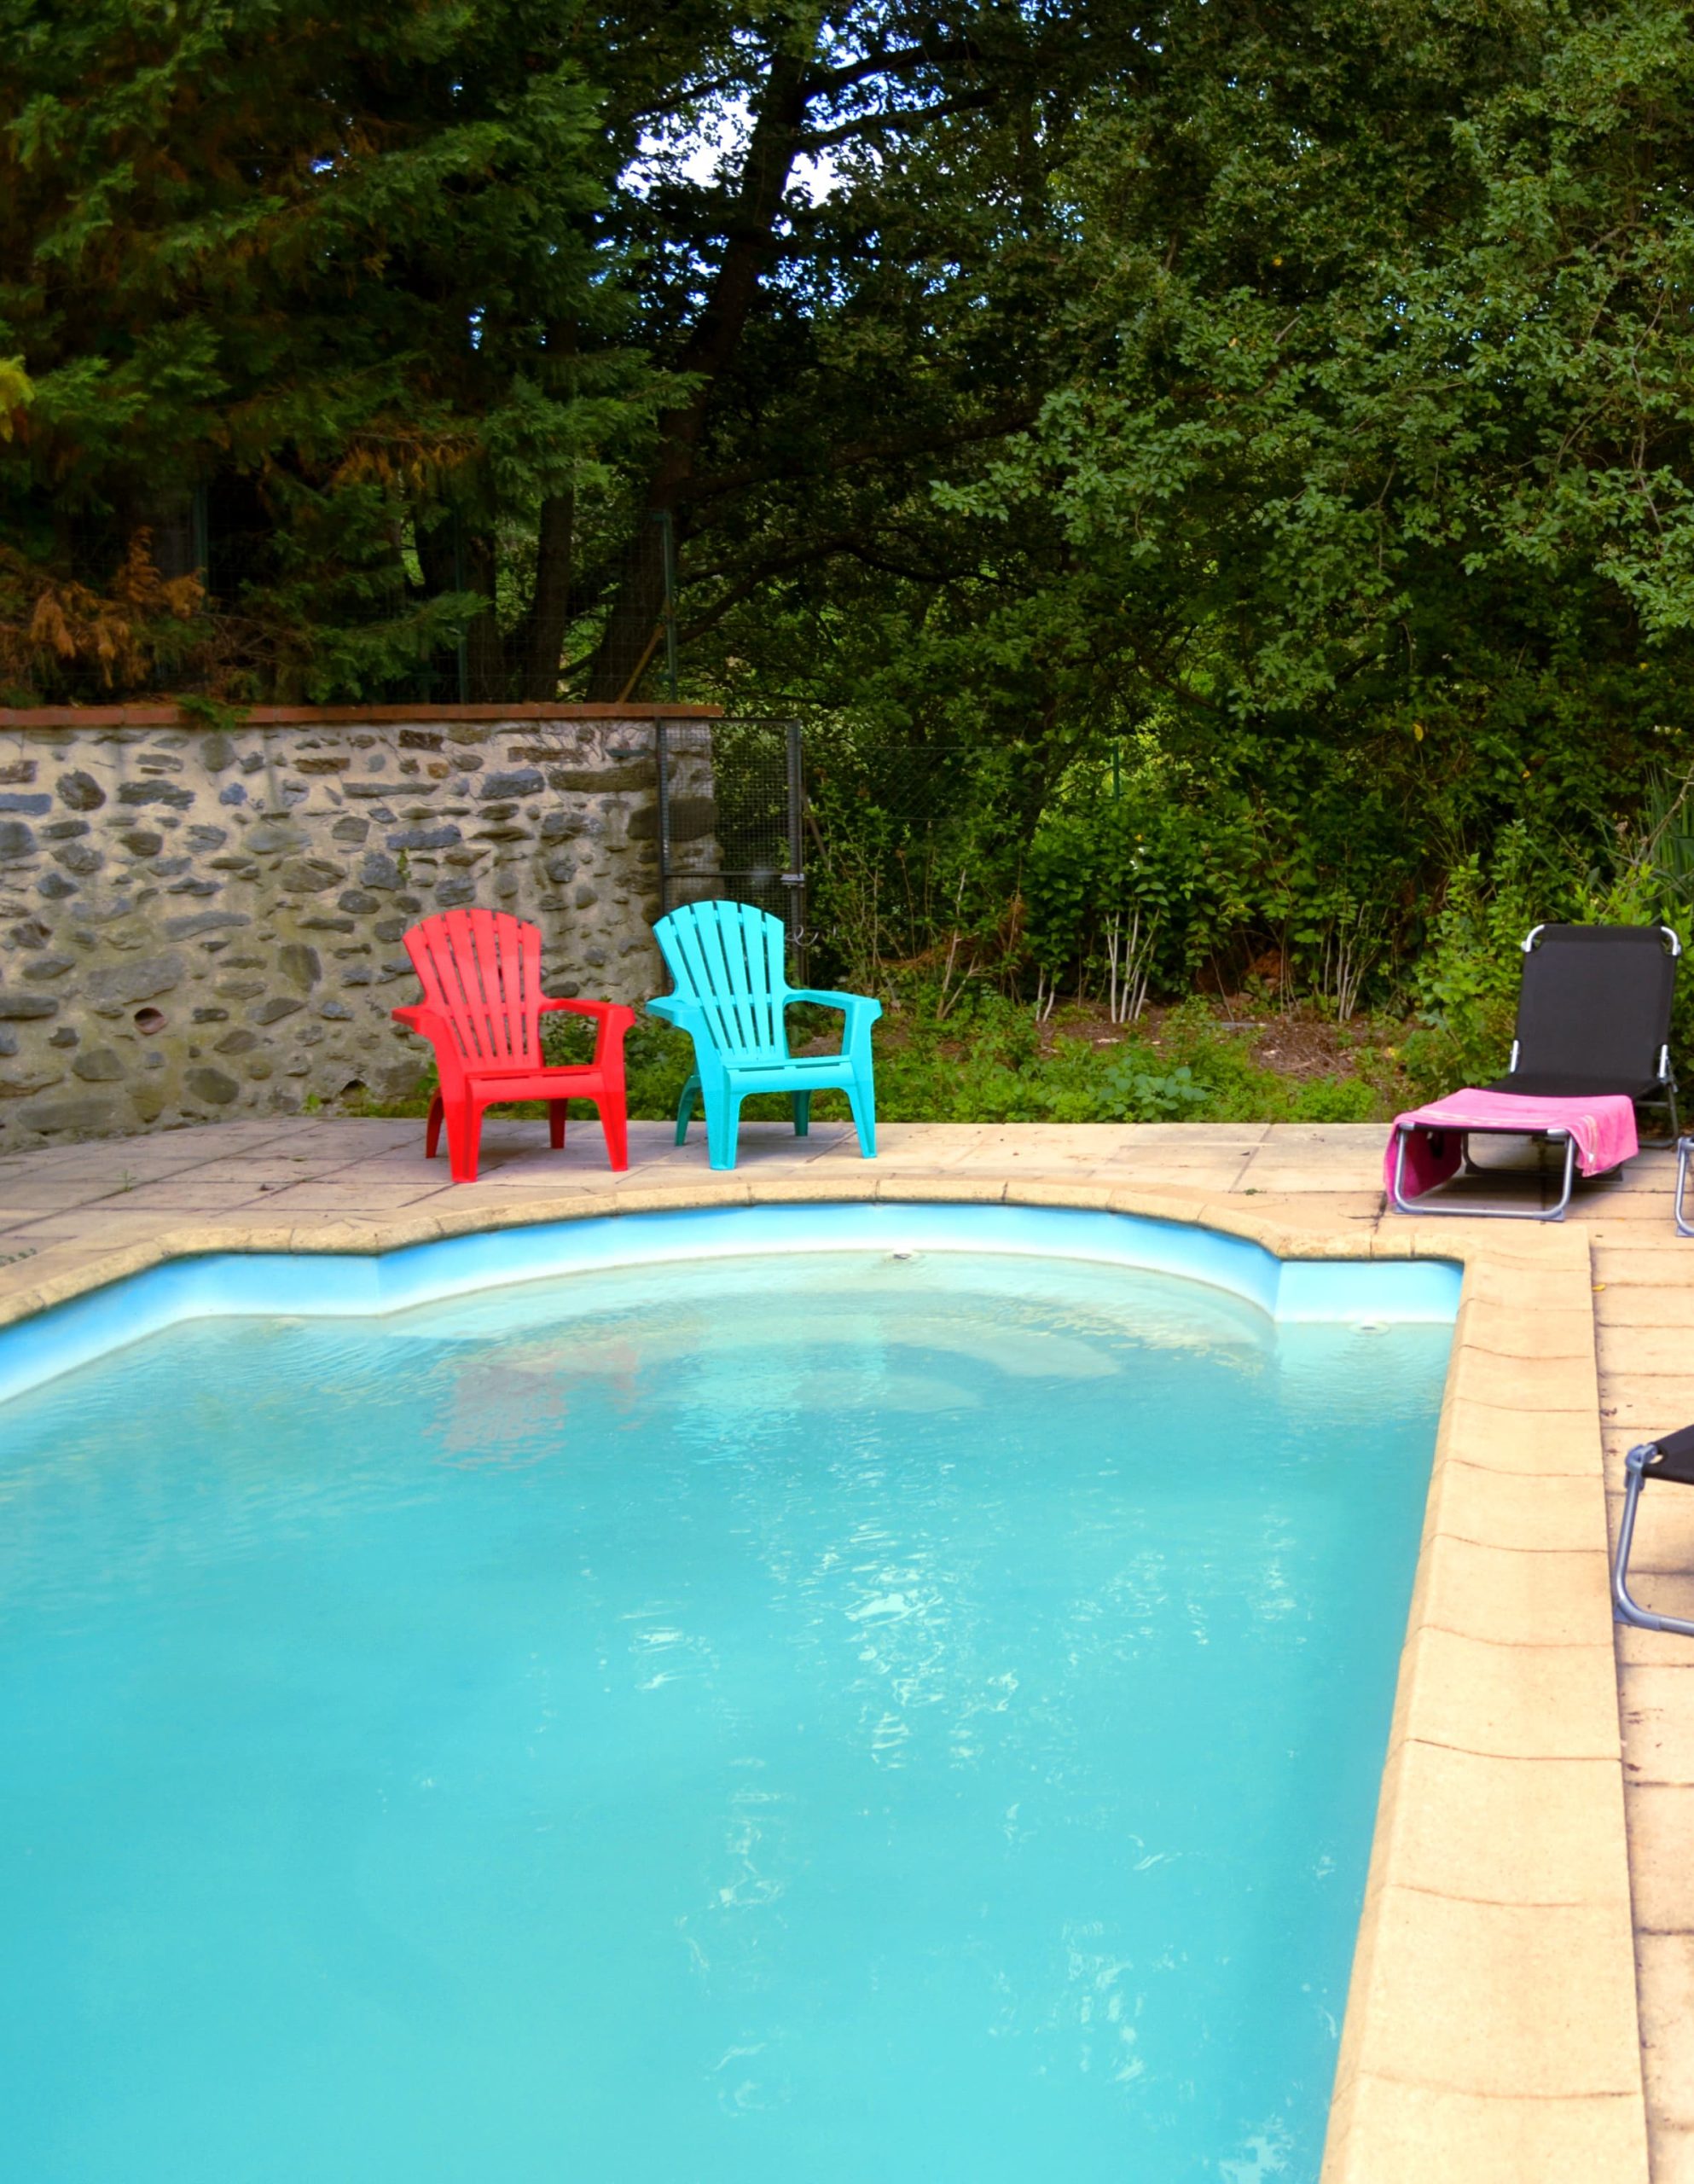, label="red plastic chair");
[391,909,635,1182]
